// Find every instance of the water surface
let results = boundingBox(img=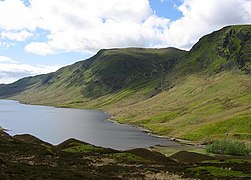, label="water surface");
[0,100,179,150]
